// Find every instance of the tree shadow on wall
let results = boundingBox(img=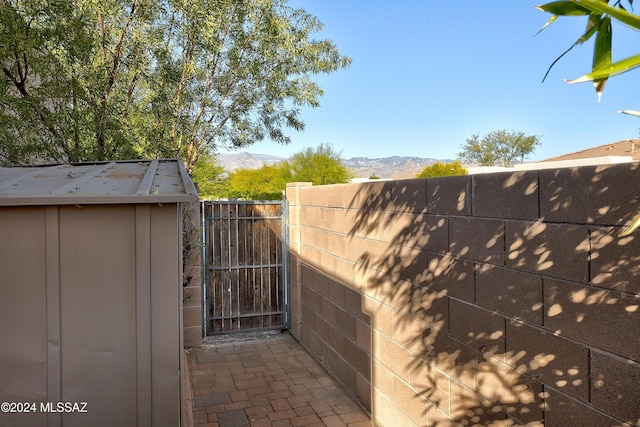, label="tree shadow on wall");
[346,164,640,427]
